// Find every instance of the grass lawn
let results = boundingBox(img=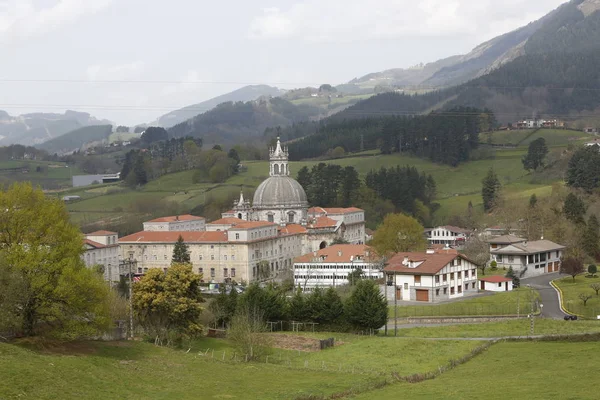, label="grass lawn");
[350,341,600,399]
[390,319,600,338]
[0,339,369,400]
[554,275,600,318]
[389,288,539,318]
[480,129,592,147]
